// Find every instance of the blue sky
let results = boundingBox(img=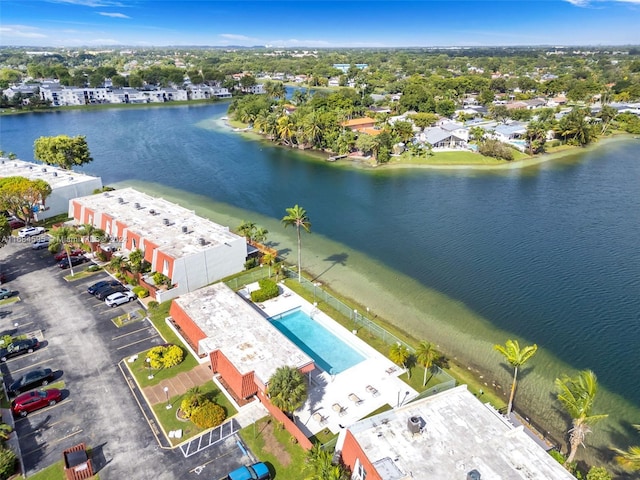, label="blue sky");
[1,0,639,48]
